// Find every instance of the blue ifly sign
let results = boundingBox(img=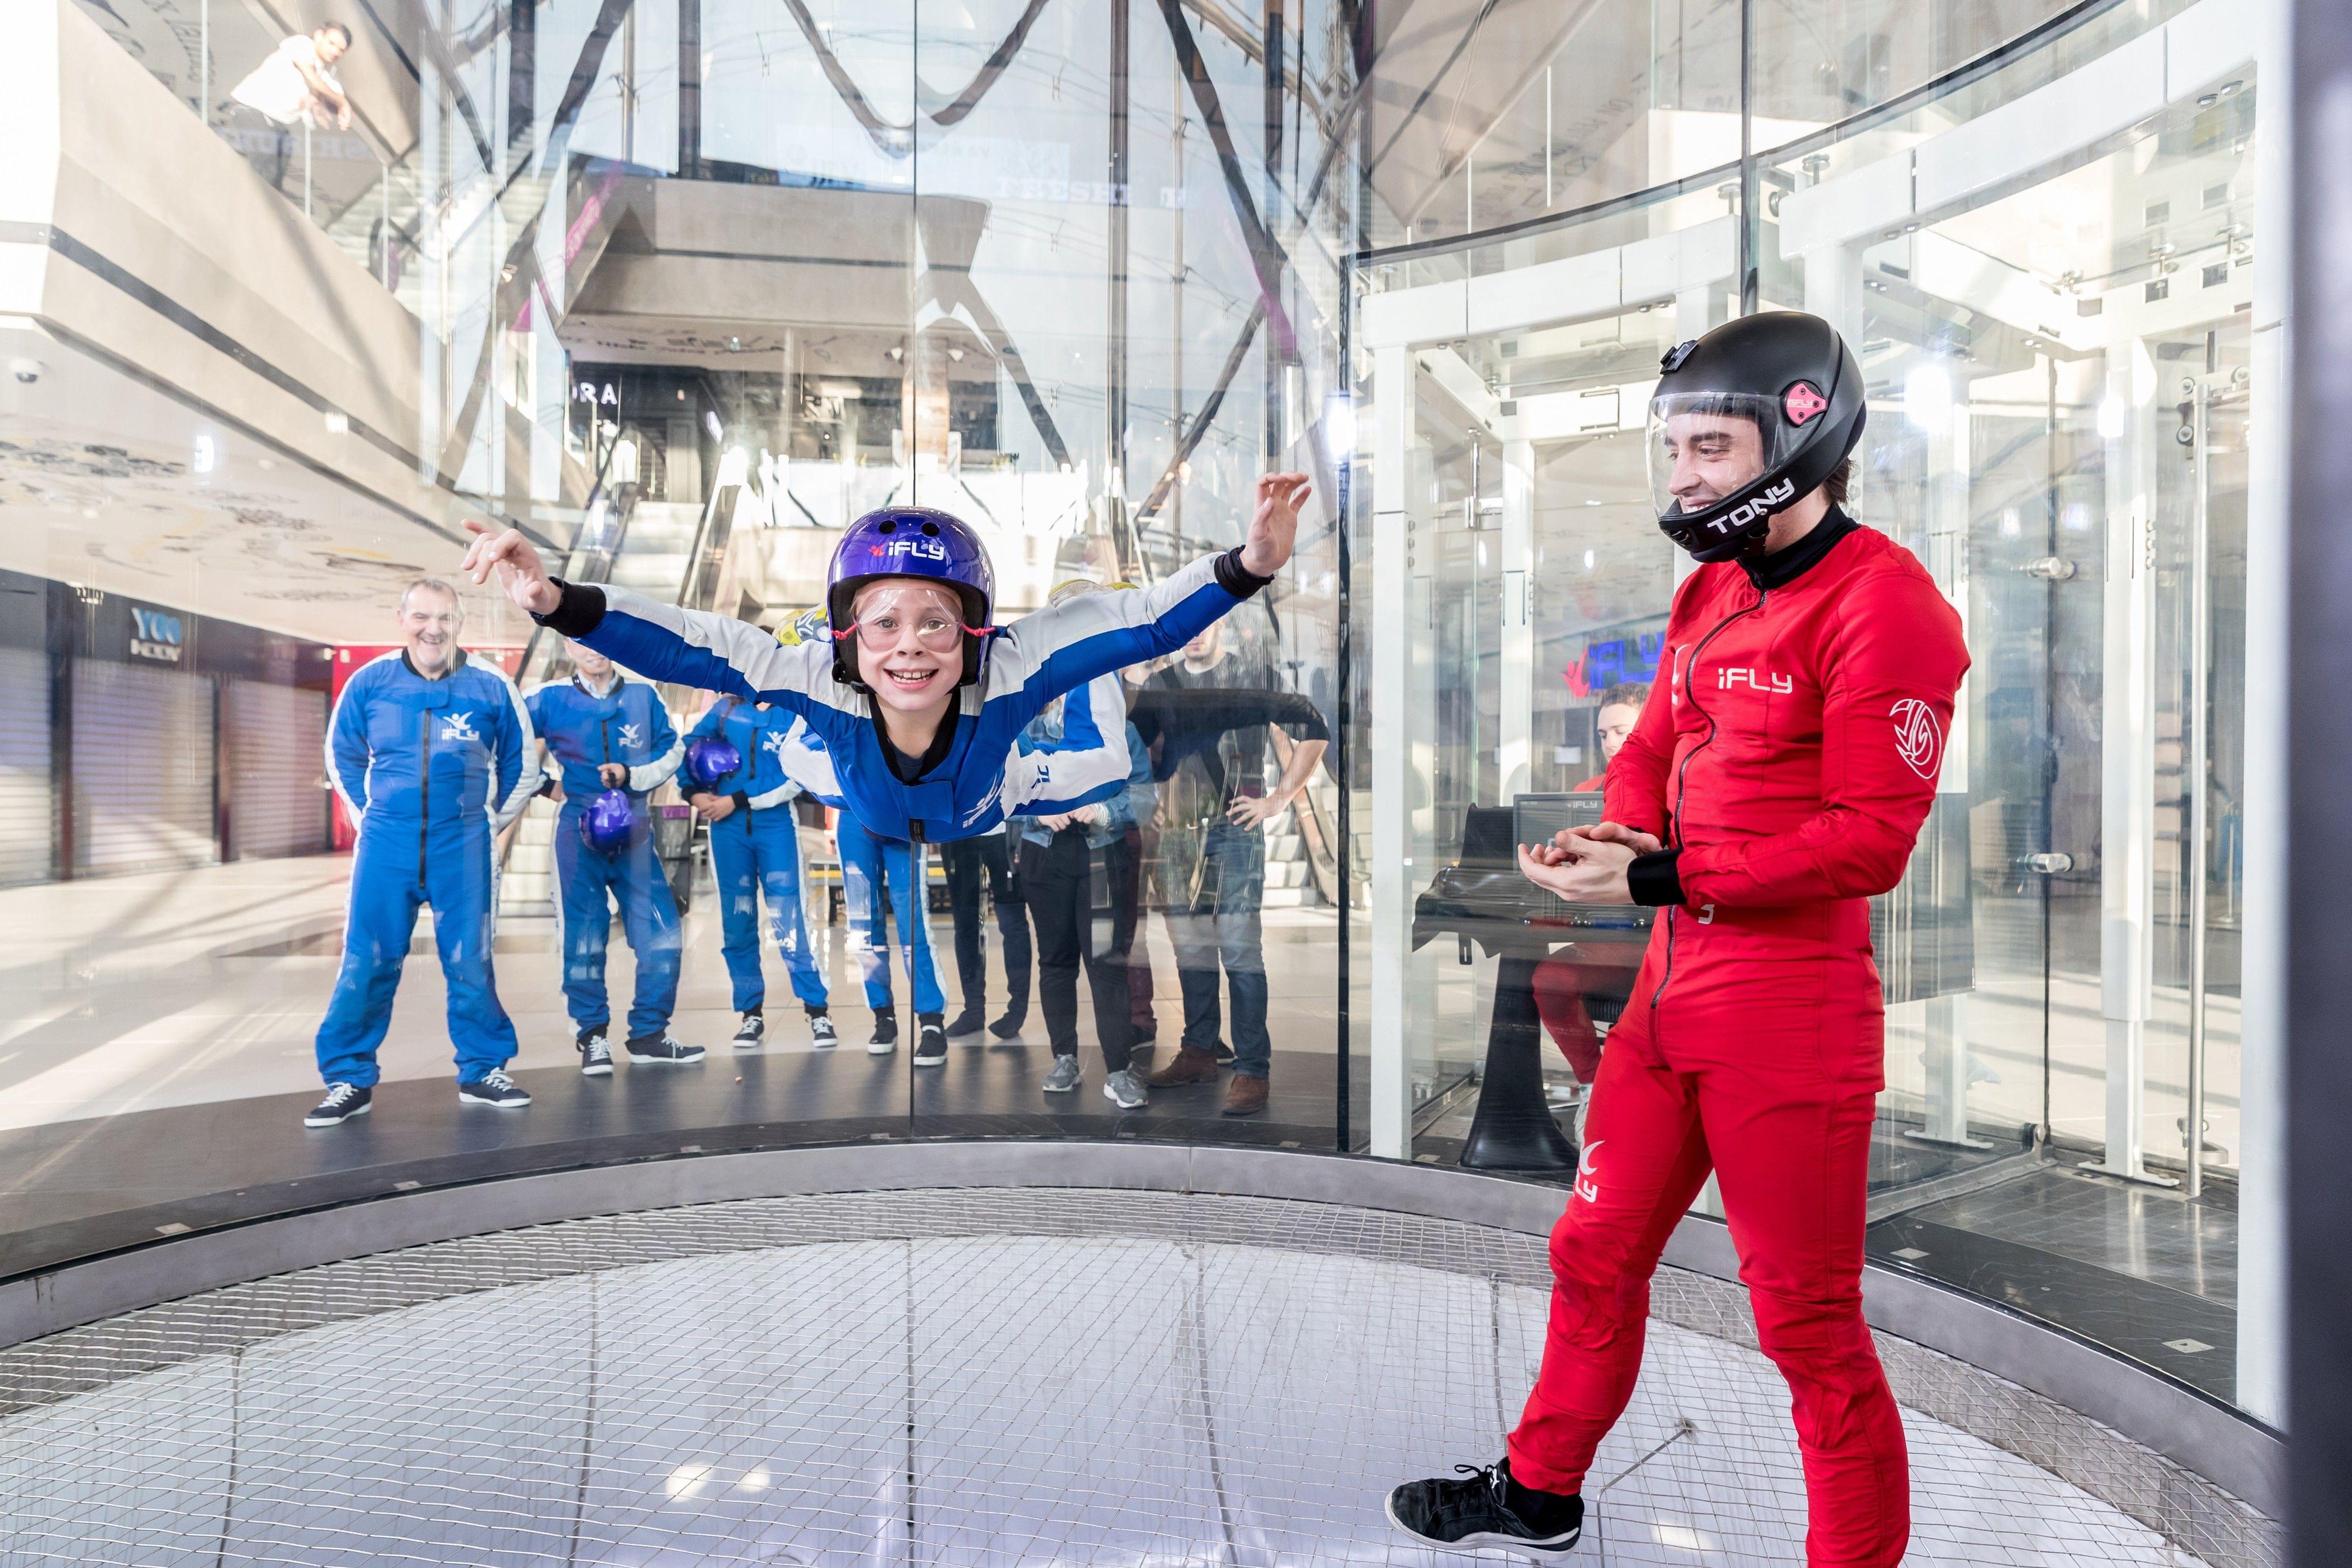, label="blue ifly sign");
[130,607,184,664]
